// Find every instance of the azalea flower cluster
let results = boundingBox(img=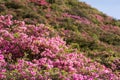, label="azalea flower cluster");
[29,0,48,6]
[0,15,119,79]
[101,25,120,34]
[63,13,91,24]
[0,54,6,79]
[94,14,103,22]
